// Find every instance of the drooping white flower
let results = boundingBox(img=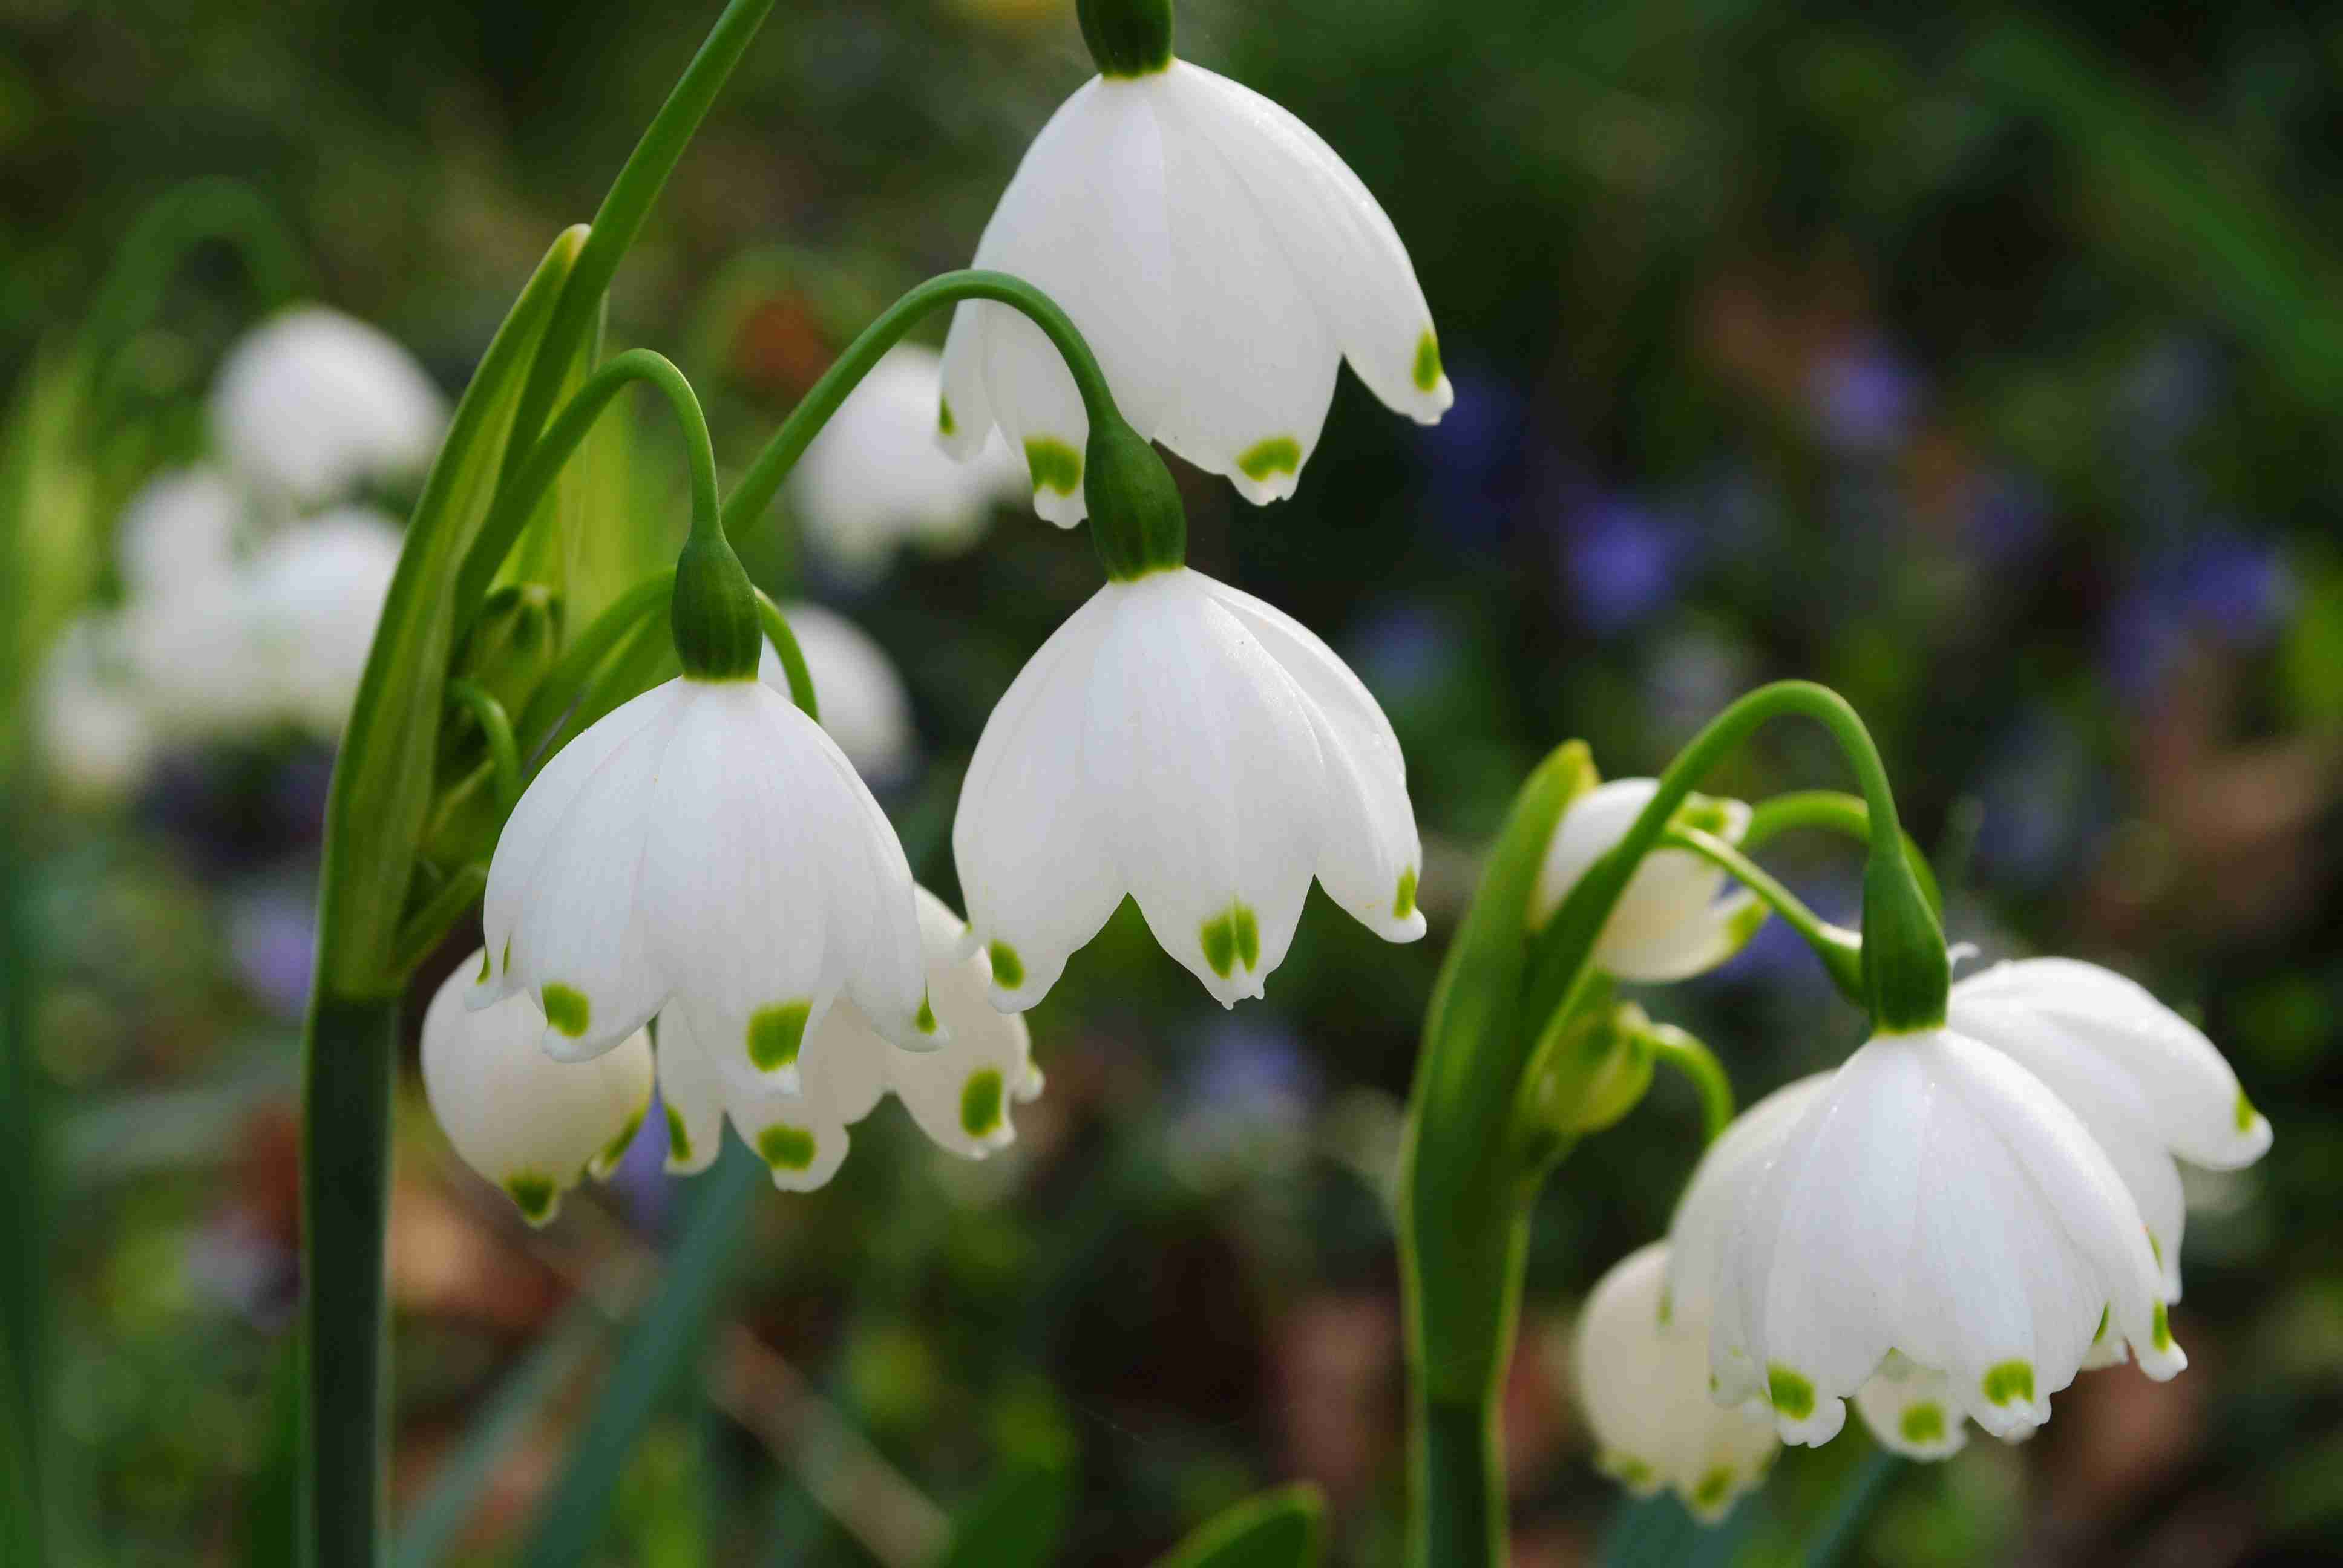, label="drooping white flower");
[1571,1241,1777,1523]
[759,603,916,783]
[658,887,1041,1190]
[115,468,242,594]
[1947,956,2272,1299]
[34,616,157,798]
[954,566,1423,1010]
[1851,1356,1970,1461]
[242,507,404,737]
[210,305,447,505]
[787,344,1025,581]
[1528,779,1765,982]
[119,567,277,737]
[474,676,934,1082]
[422,952,654,1226]
[938,60,1452,526]
[1671,1034,2181,1452]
